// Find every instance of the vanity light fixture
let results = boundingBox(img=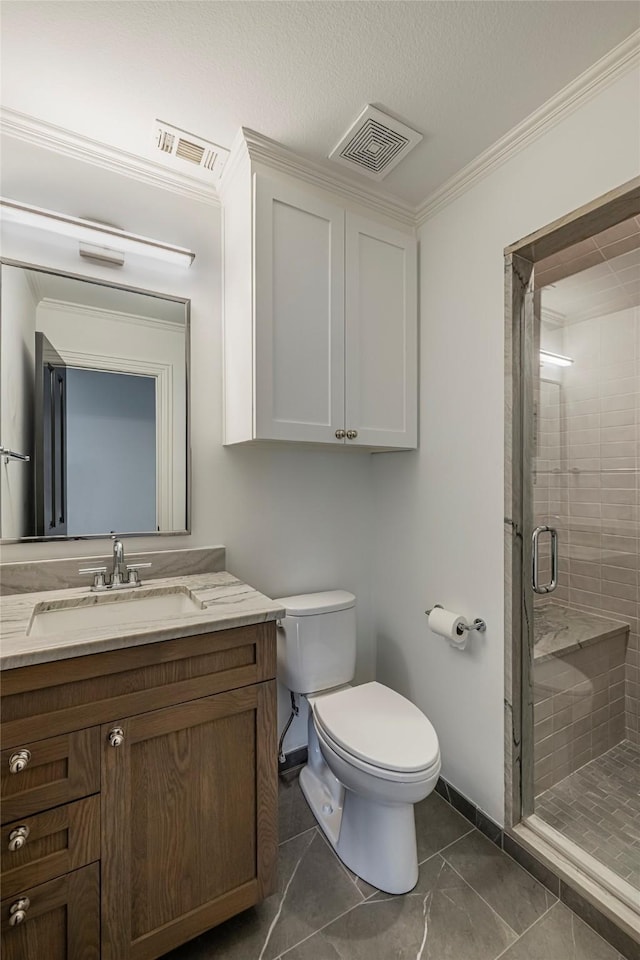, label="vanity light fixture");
[540,350,574,367]
[0,198,195,268]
